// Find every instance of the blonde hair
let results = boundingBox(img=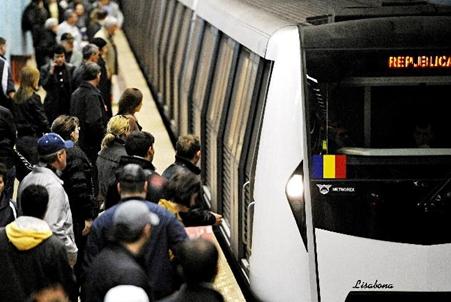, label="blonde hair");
[101,115,131,149]
[14,66,40,104]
